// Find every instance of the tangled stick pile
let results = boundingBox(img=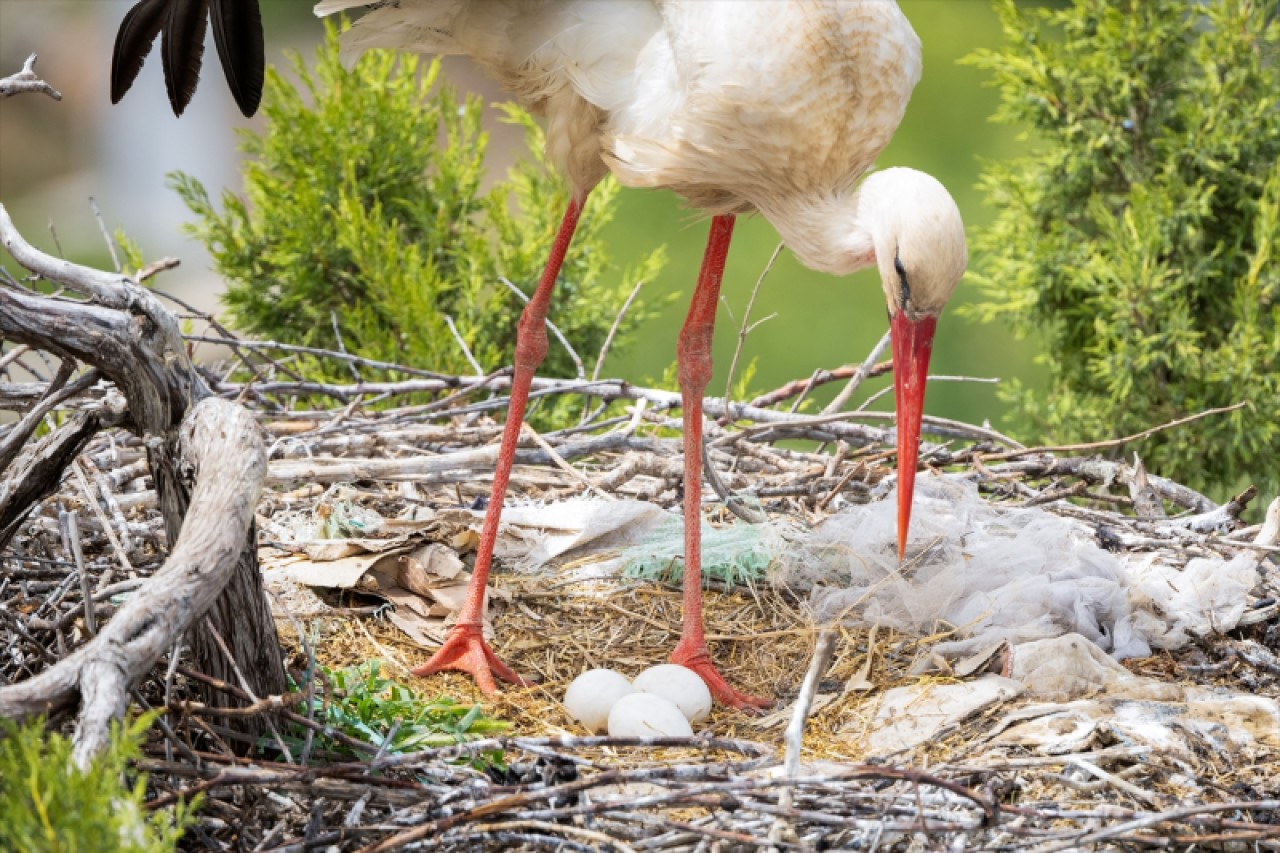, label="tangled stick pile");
[4,216,1279,847]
